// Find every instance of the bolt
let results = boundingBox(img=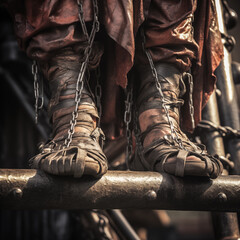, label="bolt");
[146,190,157,200]
[218,192,227,203]
[11,188,23,199]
